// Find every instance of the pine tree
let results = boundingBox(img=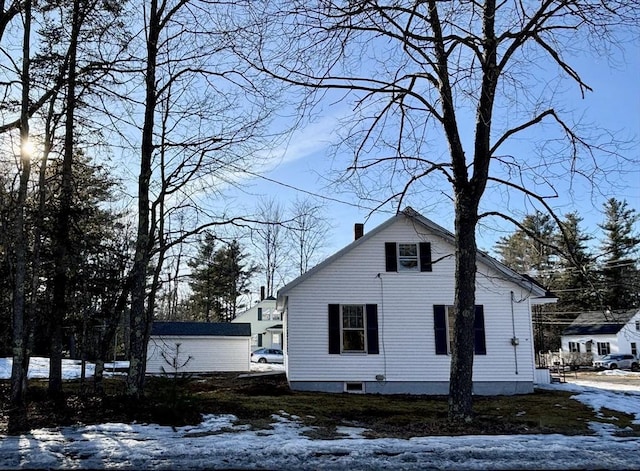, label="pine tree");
[554,212,597,313]
[187,237,257,322]
[211,240,258,322]
[598,198,640,311]
[495,212,558,287]
[187,233,218,322]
